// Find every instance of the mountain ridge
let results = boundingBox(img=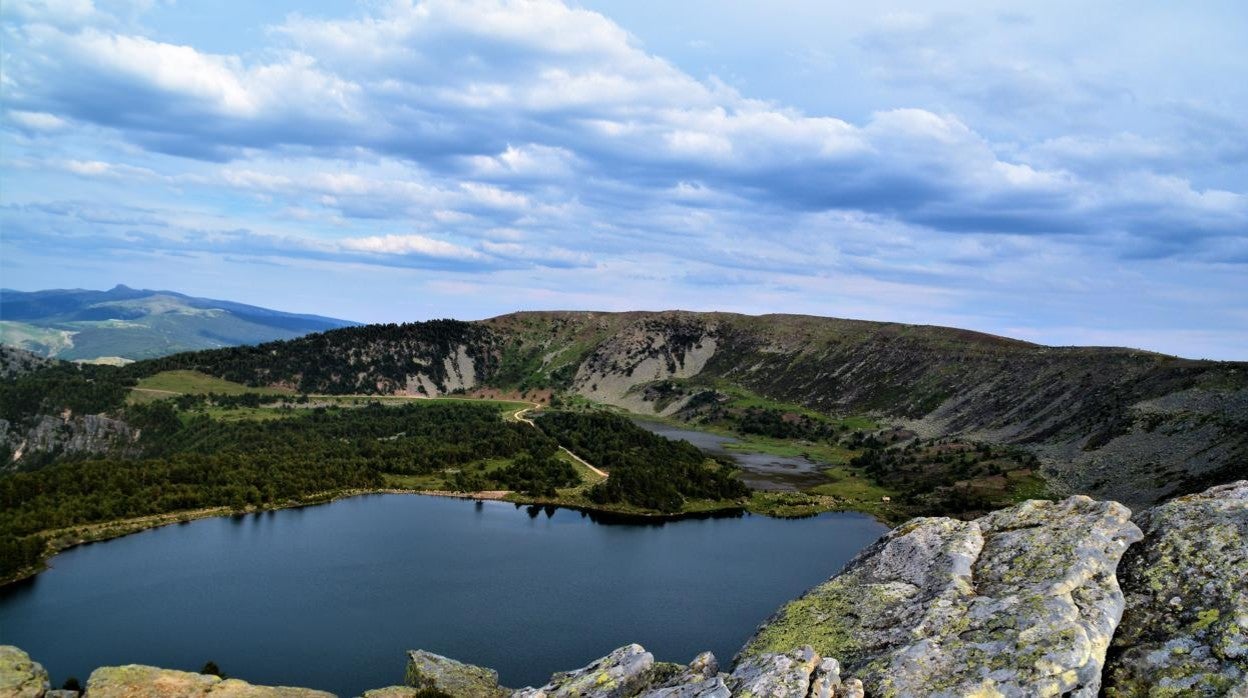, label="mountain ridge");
[0,285,357,361]
[135,309,1248,508]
